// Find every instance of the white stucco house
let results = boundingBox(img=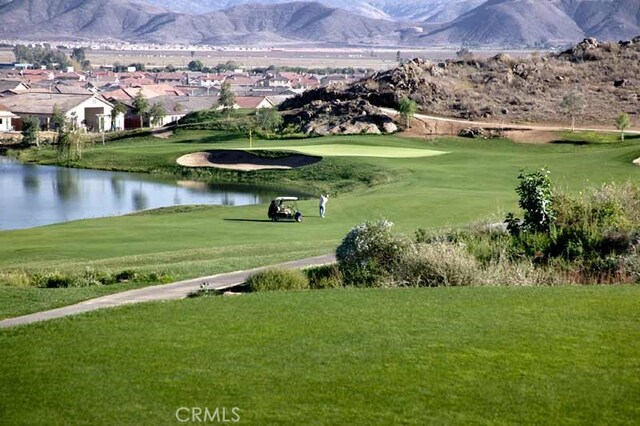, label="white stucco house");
[0,103,19,132]
[0,93,121,131]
